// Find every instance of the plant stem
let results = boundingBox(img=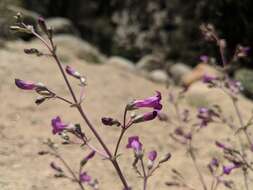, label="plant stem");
[51,49,130,189]
[52,149,85,190]
[140,157,148,190]
[114,107,128,157]
[188,142,207,190]
[231,98,252,146]
[114,129,126,157]
[243,170,249,190]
